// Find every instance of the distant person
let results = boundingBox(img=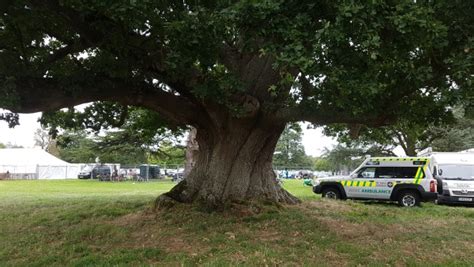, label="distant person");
[112,166,118,182]
[118,169,126,181]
